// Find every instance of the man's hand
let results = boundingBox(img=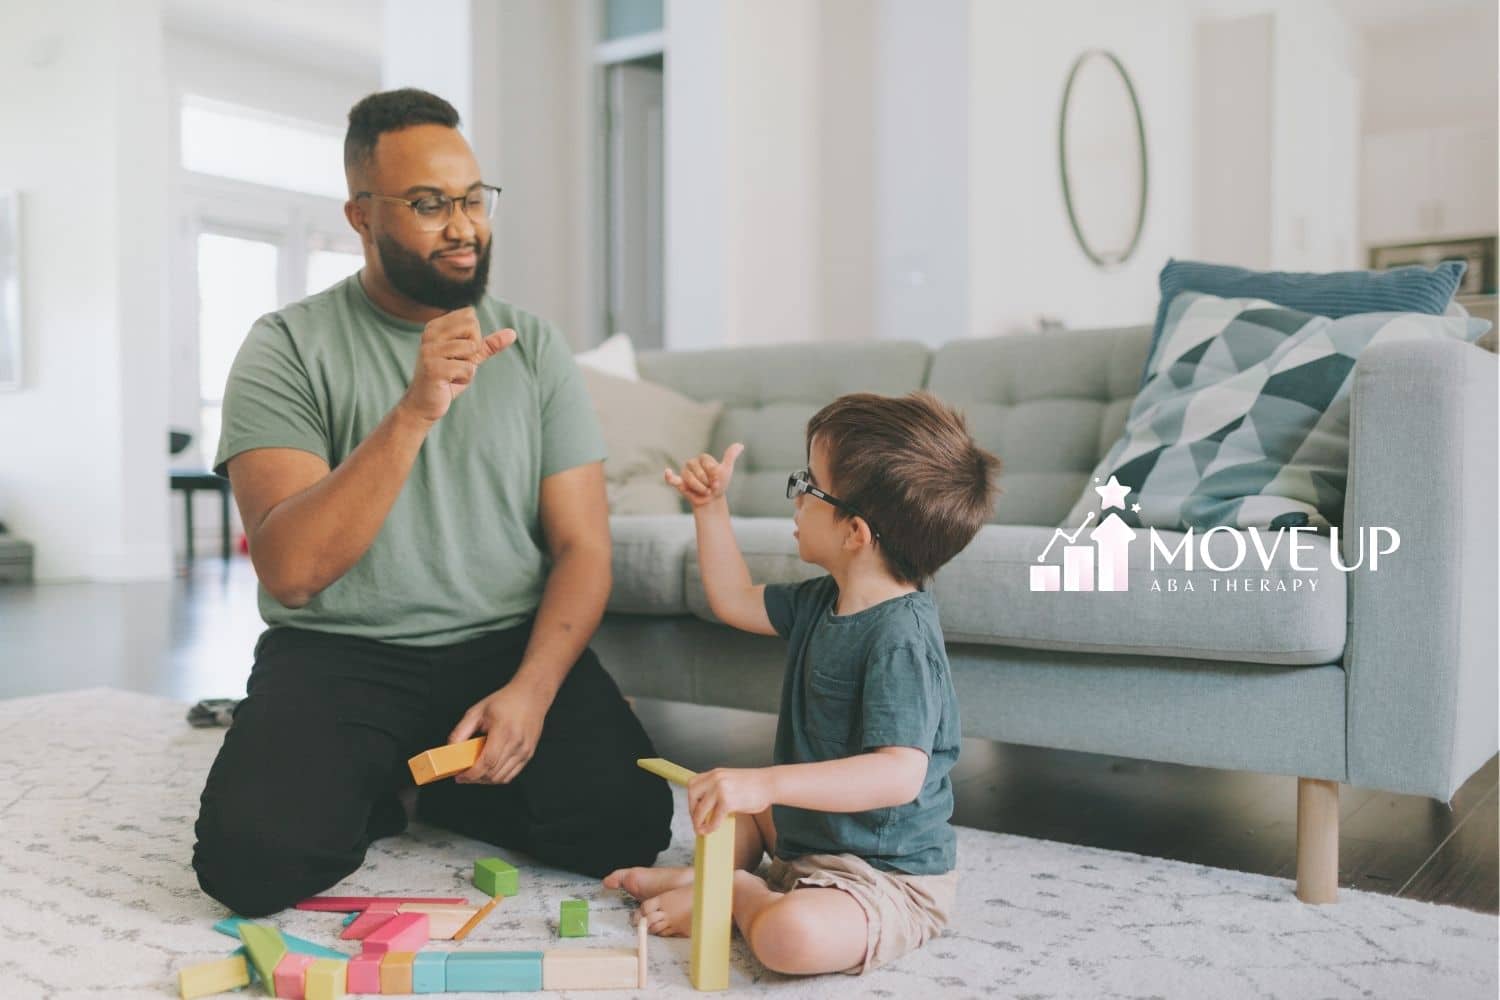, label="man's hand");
[665,443,744,510]
[399,306,517,424]
[449,681,552,785]
[686,766,775,835]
